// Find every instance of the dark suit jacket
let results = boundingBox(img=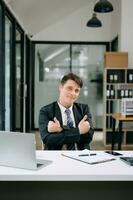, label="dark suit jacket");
[39,101,94,149]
